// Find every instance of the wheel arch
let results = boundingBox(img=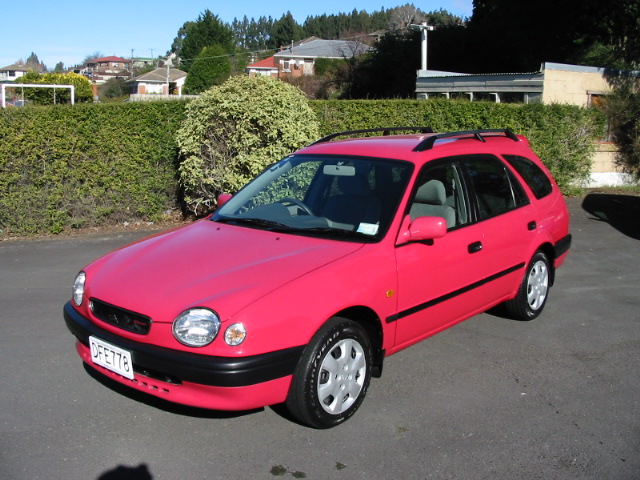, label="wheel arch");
[334,306,385,378]
[536,241,556,285]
